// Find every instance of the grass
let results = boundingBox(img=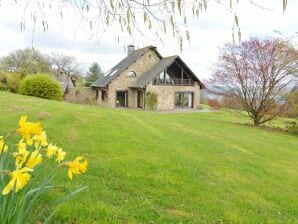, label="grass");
[0,91,297,224]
